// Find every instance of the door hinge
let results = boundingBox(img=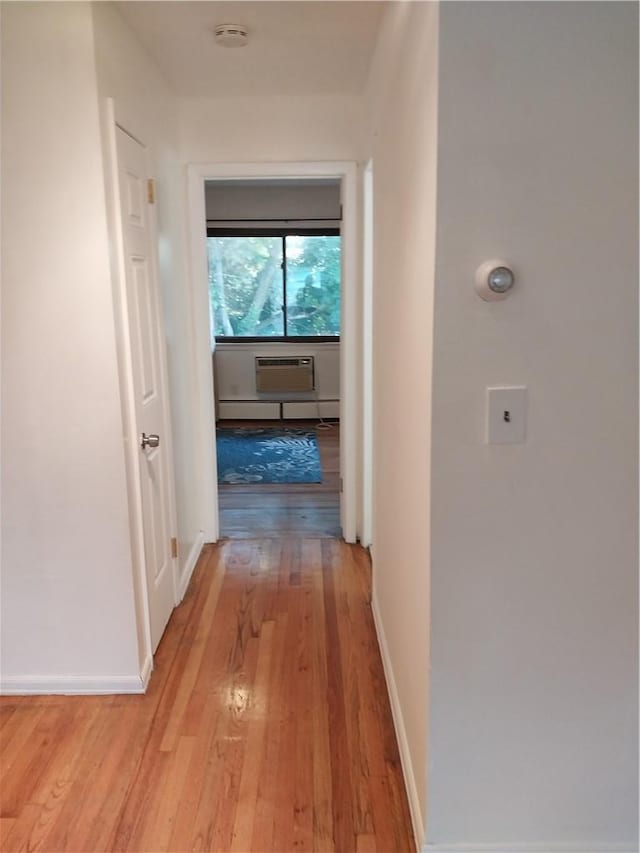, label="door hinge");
[339,477,343,494]
[147,178,155,205]
[170,537,178,559]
